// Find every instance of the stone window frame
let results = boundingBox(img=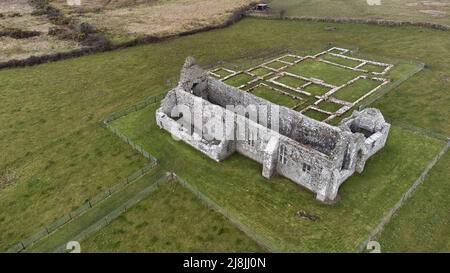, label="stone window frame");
[302,163,311,173]
[279,144,287,165]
